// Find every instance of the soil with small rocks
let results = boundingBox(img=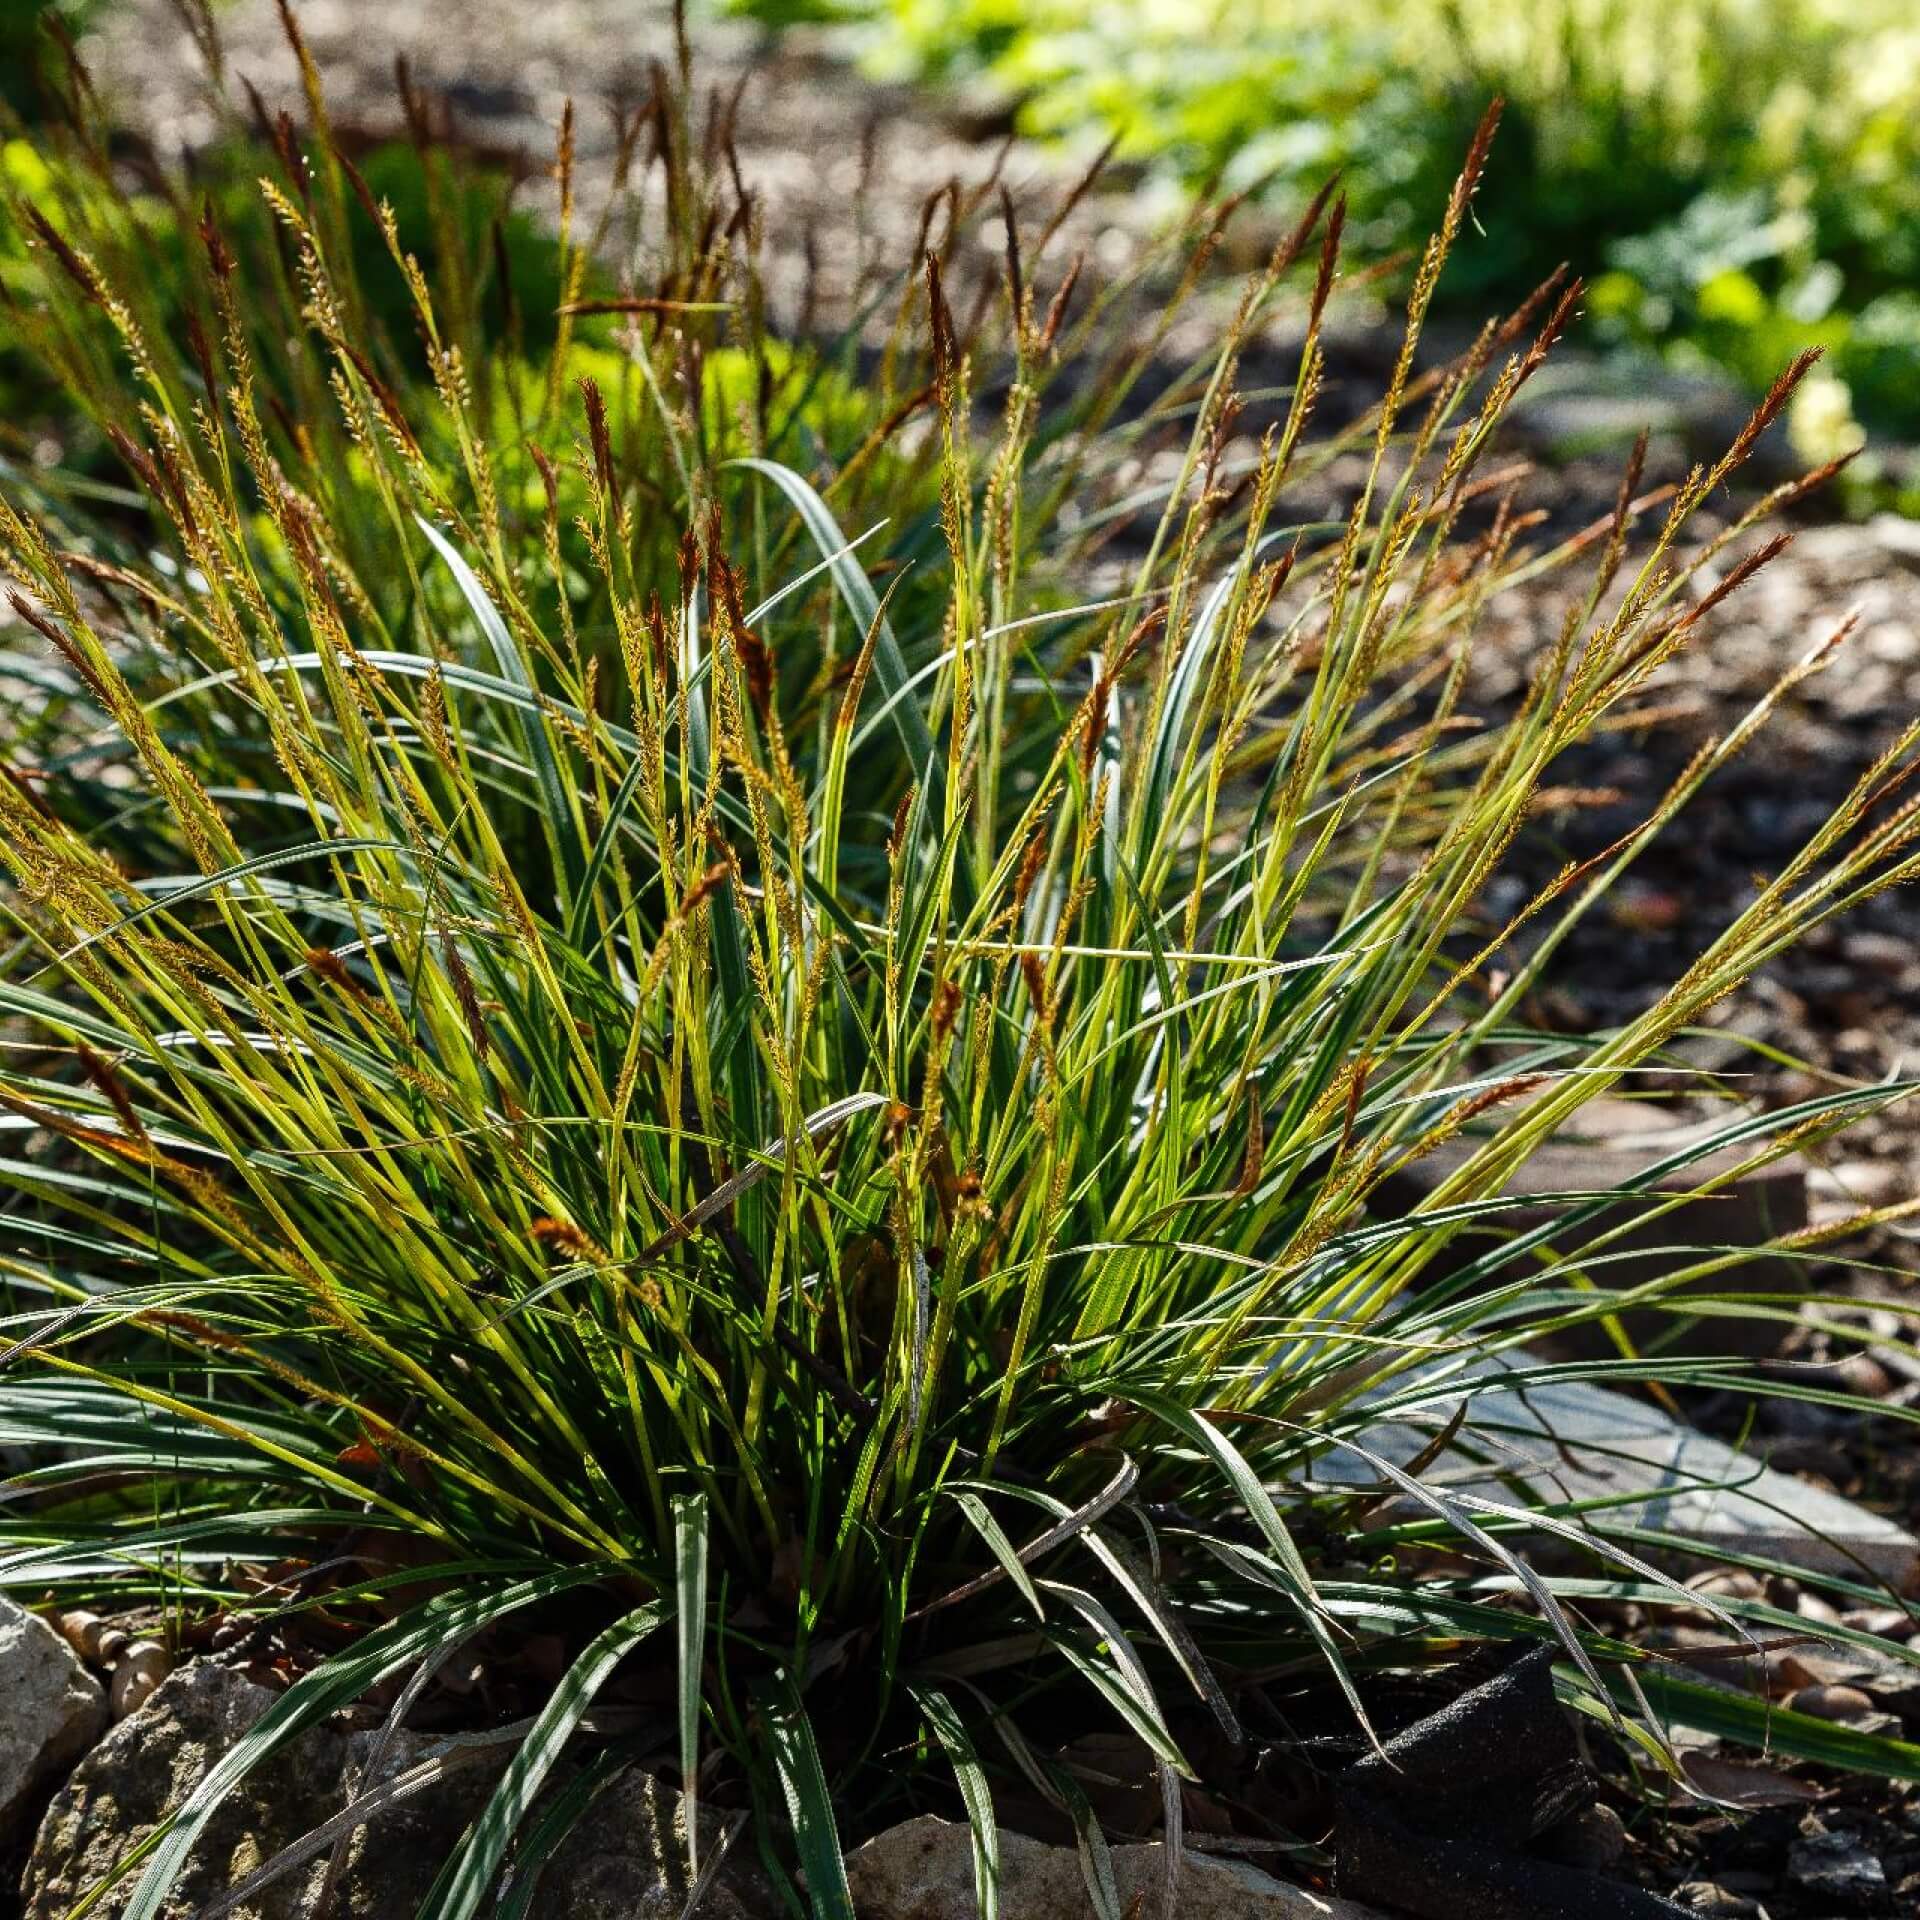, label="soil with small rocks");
[41,4,1920,1915]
